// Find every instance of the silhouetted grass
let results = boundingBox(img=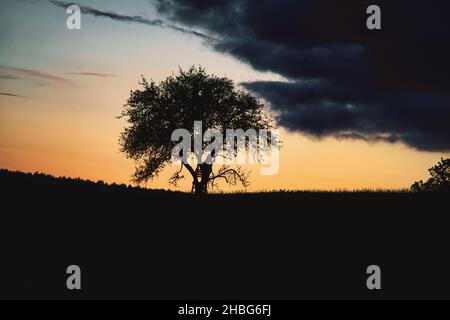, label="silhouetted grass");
[0,169,409,195]
[0,168,449,300]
